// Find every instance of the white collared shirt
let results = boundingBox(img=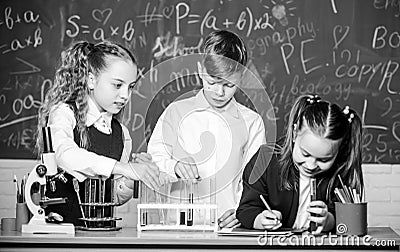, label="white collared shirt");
[148,89,266,216]
[48,97,133,203]
[86,98,114,135]
[292,173,311,229]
